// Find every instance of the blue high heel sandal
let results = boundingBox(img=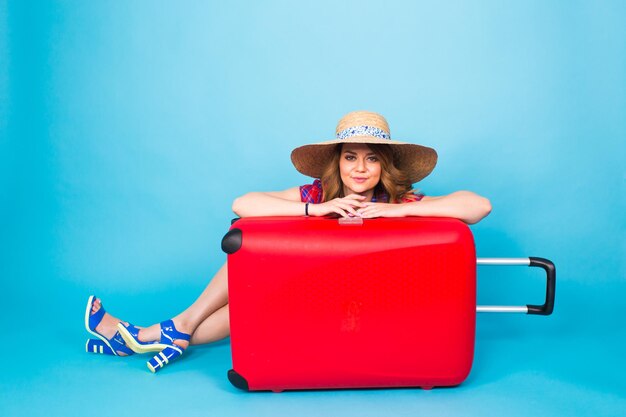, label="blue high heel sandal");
[146,346,184,373]
[117,319,191,373]
[84,295,135,356]
[86,339,113,355]
[86,337,143,355]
